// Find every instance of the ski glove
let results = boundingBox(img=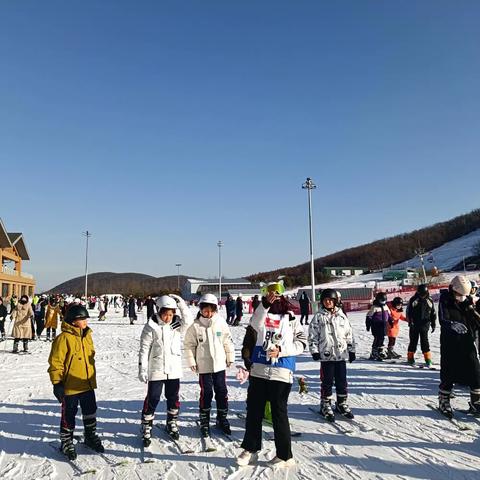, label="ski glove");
[138,370,149,383]
[53,383,64,403]
[449,322,468,335]
[349,351,356,363]
[311,352,321,361]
